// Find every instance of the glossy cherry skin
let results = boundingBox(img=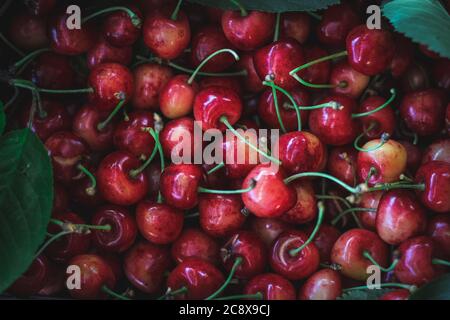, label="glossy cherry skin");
[160,164,204,210]
[160,117,199,162]
[70,172,105,208]
[309,95,360,146]
[8,12,48,50]
[136,201,184,245]
[258,87,310,131]
[48,12,97,55]
[88,63,134,112]
[331,229,389,281]
[357,139,407,186]
[415,161,450,212]
[299,269,342,300]
[270,230,320,280]
[316,3,361,47]
[379,289,410,300]
[102,5,142,47]
[307,224,342,263]
[46,212,91,263]
[400,62,431,93]
[301,45,332,86]
[280,12,311,44]
[190,26,236,72]
[327,145,358,186]
[400,89,446,136]
[171,229,220,265]
[330,61,369,99]
[91,205,137,253]
[97,151,149,206]
[237,53,264,93]
[394,236,445,286]
[199,194,246,238]
[432,58,450,91]
[254,39,304,90]
[66,254,116,299]
[8,255,49,296]
[280,181,317,224]
[249,217,289,248]
[221,11,274,51]
[29,52,75,90]
[242,164,297,218]
[167,258,224,299]
[45,131,89,184]
[37,260,65,297]
[193,86,242,131]
[346,25,395,76]
[422,139,450,165]
[358,191,383,230]
[124,241,171,294]
[159,75,198,119]
[113,111,155,158]
[132,63,173,110]
[358,96,396,139]
[376,190,427,245]
[427,215,450,259]
[244,273,296,300]
[86,38,133,69]
[143,6,190,59]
